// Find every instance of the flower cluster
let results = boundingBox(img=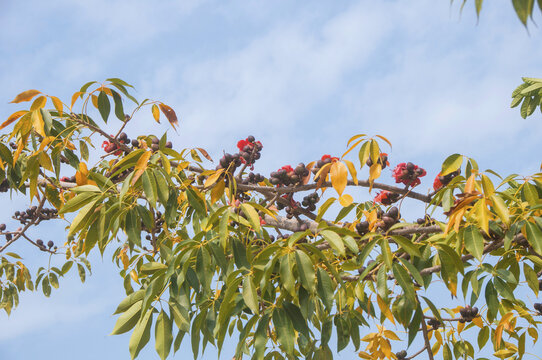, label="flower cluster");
[270,164,307,186]
[373,190,400,205]
[392,162,426,187]
[236,136,263,168]
[432,170,460,191]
